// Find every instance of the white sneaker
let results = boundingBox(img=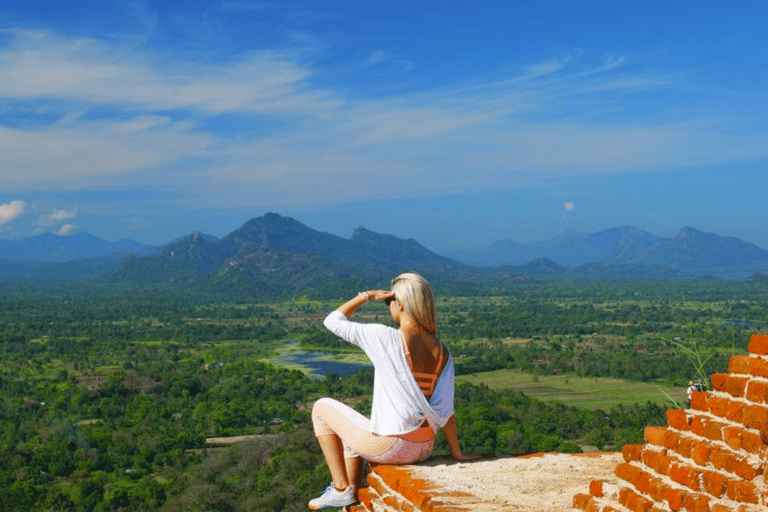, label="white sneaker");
[308,483,356,510]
